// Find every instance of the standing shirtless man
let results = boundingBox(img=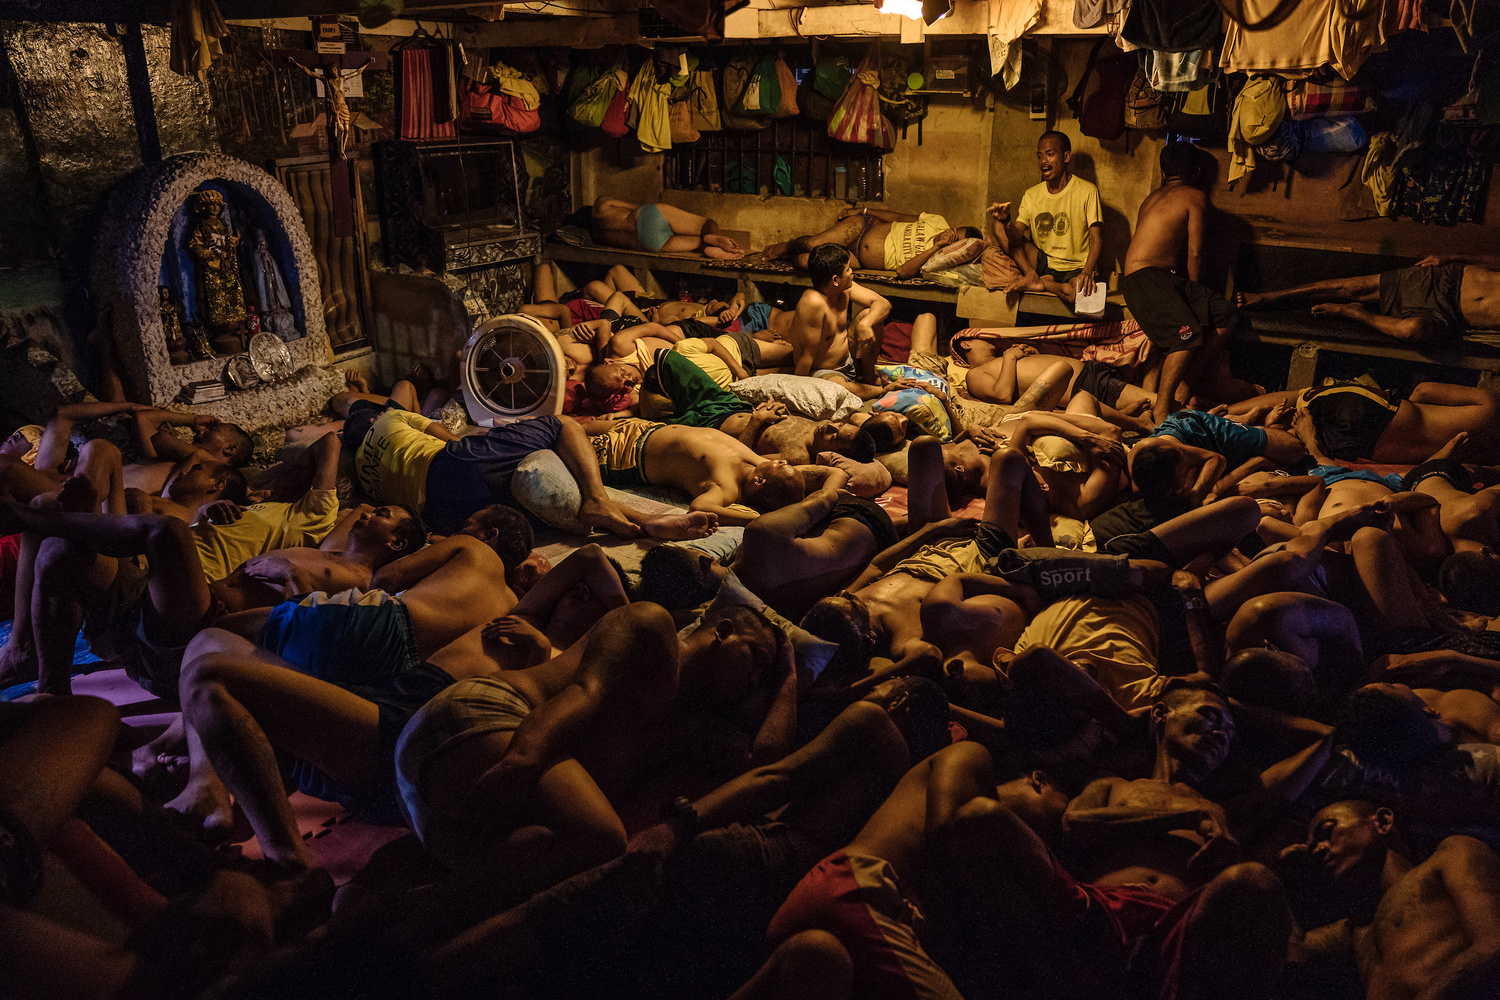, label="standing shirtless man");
[785,244,892,387]
[1120,141,1254,424]
[1285,801,1500,999]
